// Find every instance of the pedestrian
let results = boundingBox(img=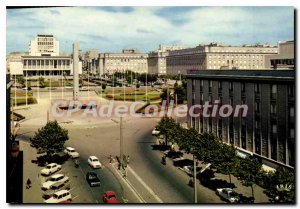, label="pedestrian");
[109,155,113,164]
[26,178,32,189]
[127,155,130,164]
